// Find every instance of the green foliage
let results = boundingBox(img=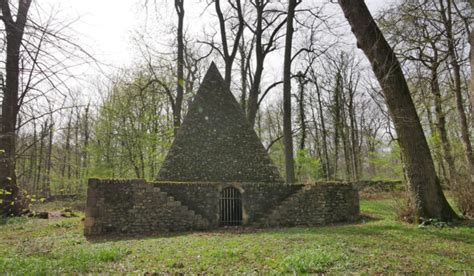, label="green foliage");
[268,141,285,177]
[295,149,321,182]
[269,145,322,182]
[366,143,403,180]
[89,69,174,180]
